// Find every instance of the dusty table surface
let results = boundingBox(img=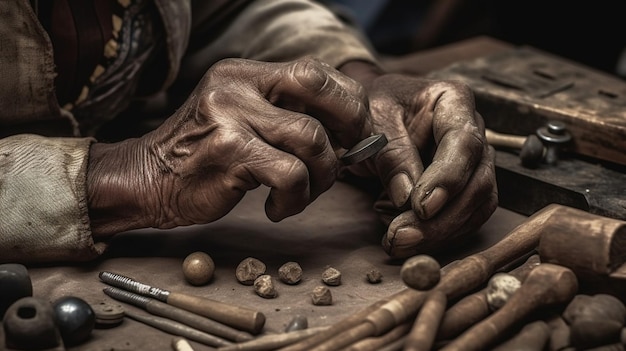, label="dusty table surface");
[11,180,526,351]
